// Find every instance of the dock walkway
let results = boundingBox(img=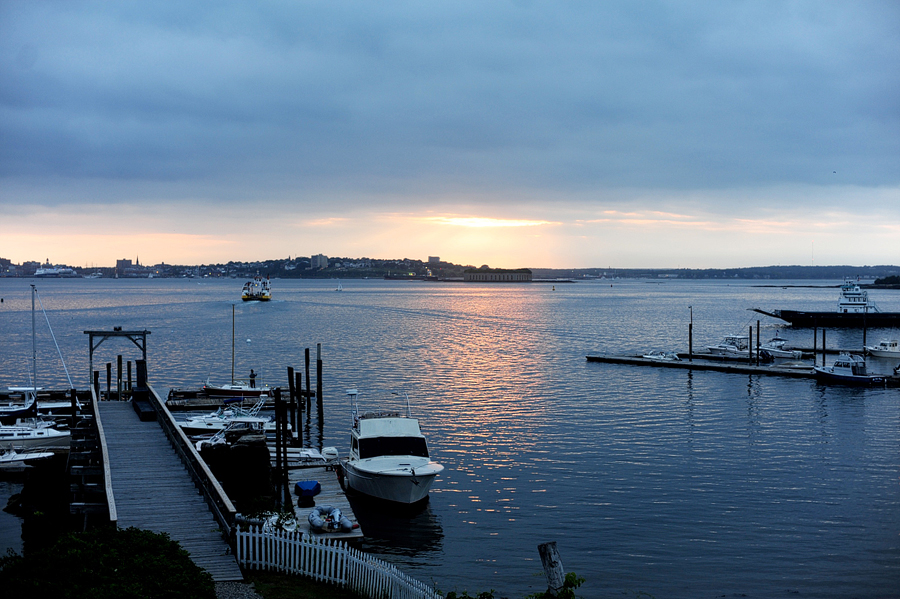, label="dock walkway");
[99,401,243,581]
[586,354,816,378]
